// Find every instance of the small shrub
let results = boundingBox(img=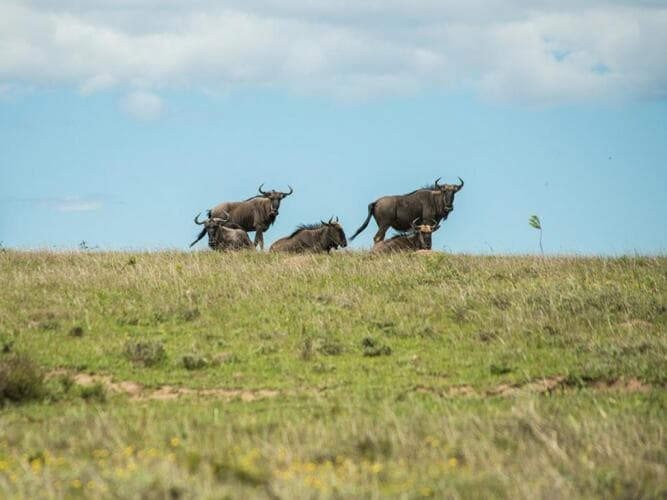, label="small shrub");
[319,337,344,356]
[79,382,107,402]
[489,363,512,375]
[1,339,13,354]
[355,434,393,459]
[58,375,75,393]
[38,319,60,331]
[0,353,45,404]
[361,337,392,357]
[69,325,84,337]
[177,307,200,322]
[182,354,208,370]
[124,339,166,367]
[476,331,498,343]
